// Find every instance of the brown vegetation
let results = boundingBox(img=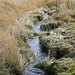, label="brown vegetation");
[0,0,46,74]
[0,0,75,75]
